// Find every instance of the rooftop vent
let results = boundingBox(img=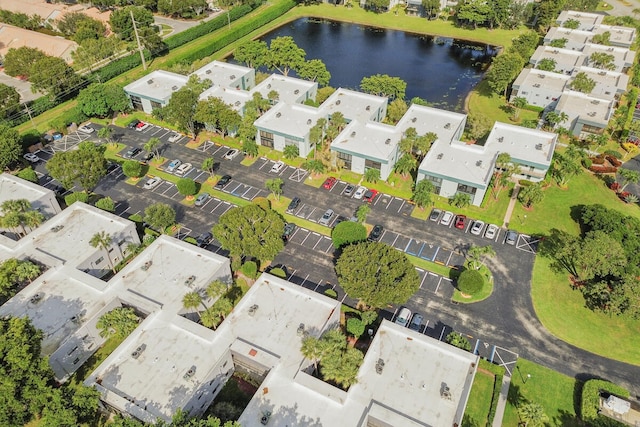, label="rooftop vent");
[535,143,543,150]
[591,99,600,105]
[476,160,483,166]
[184,275,196,287]
[235,101,241,106]
[533,83,541,88]
[385,138,391,145]
[294,89,300,94]
[411,117,417,123]
[297,323,305,337]
[267,84,271,89]
[276,112,282,118]
[336,100,341,105]
[608,47,614,51]
[230,75,236,80]
[248,304,259,316]
[147,79,154,85]
[588,111,597,116]
[70,315,81,324]
[206,69,212,75]
[598,71,606,75]
[375,358,385,375]
[498,136,504,142]
[351,131,356,137]
[172,85,178,91]
[441,384,452,400]
[437,153,444,160]
[141,260,152,271]
[366,105,370,111]
[30,293,43,304]
[307,119,312,125]
[183,366,196,380]
[444,122,451,129]
[51,225,64,232]
[552,49,559,54]
[539,74,546,79]
[131,344,146,359]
